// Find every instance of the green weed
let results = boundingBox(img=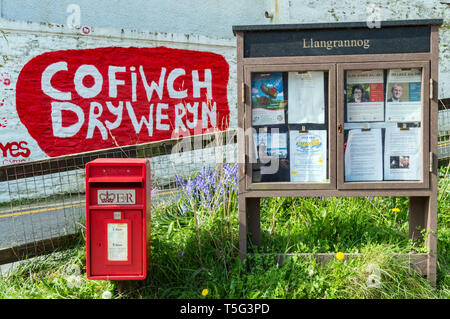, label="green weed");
[0,163,448,299]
